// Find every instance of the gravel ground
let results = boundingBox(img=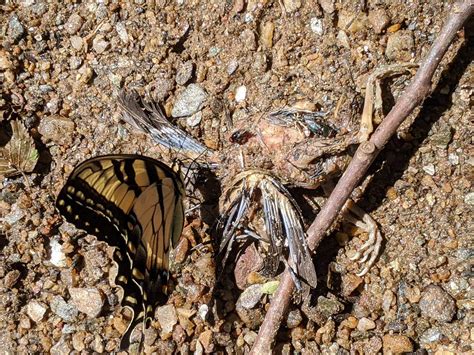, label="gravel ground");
[0,1,472,354]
